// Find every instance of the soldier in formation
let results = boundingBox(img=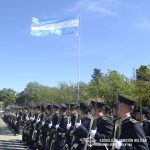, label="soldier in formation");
[2,96,150,150]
